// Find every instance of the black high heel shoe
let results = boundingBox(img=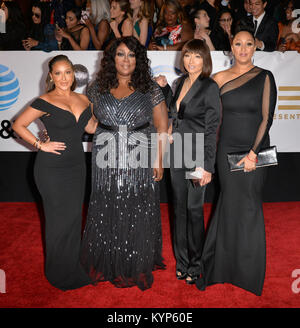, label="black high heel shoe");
[185,274,199,285]
[176,271,187,280]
